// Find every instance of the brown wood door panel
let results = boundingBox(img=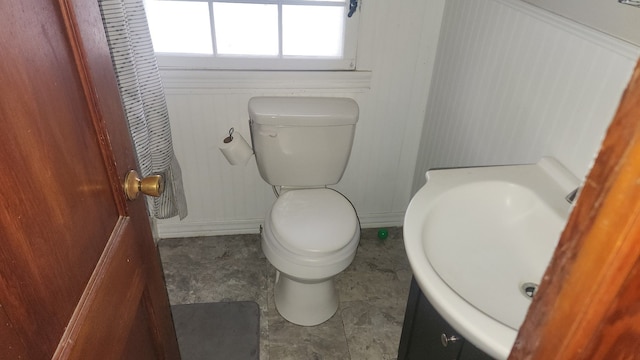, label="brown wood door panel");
[0,0,180,359]
[55,218,148,359]
[0,302,28,358]
[0,1,119,357]
[586,258,640,359]
[510,59,640,358]
[122,300,166,360]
